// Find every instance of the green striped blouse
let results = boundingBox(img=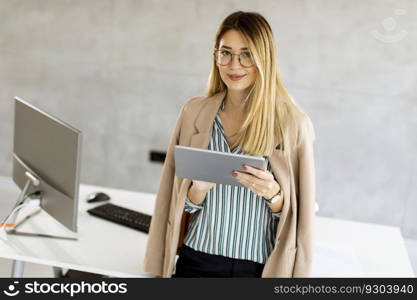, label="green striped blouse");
[183,99,281,264]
